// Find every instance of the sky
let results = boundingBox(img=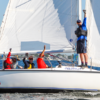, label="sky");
[0,0,86,26]
[0,0,9,26]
